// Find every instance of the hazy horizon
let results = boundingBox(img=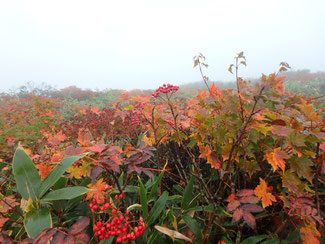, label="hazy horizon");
[0,0,324,92]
